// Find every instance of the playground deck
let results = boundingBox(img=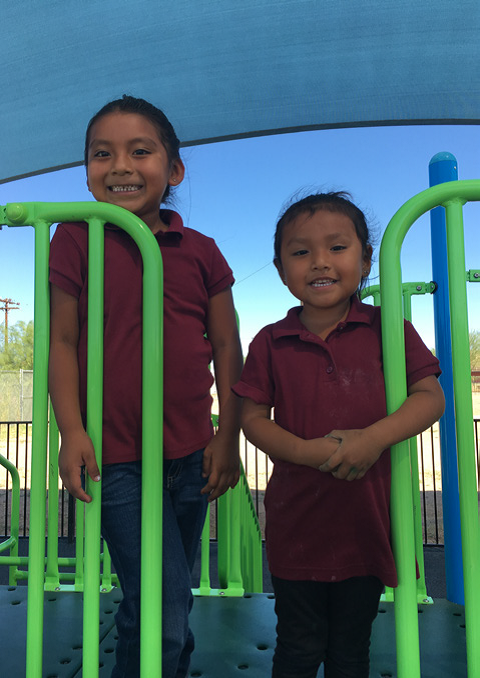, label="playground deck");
[0,585,467,678]
[0,545,467,678]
